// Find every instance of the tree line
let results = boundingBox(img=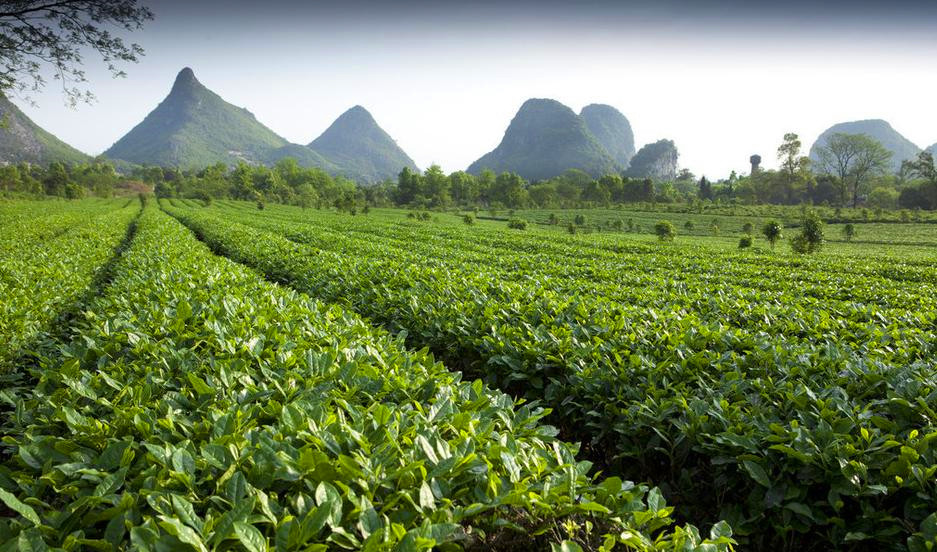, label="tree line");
[0,161,122,198]
[3,133,935,213]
